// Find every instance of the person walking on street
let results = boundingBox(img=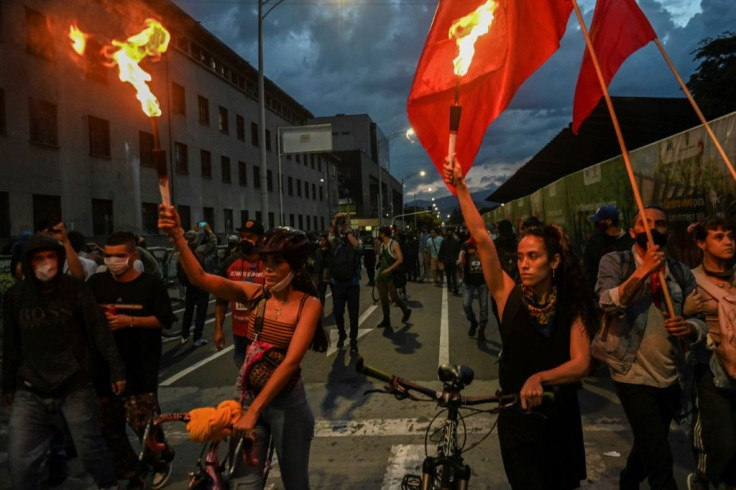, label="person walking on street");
[329,213,363,352]
[3,233,125,490]
[179,229,214,347]
[439,229,461,294]
[459,237,489,341]
[426,228,444,286]
[375,226,412,329]
[362,232,377,286]
[418,226,430,282]
[583,205,634,298]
